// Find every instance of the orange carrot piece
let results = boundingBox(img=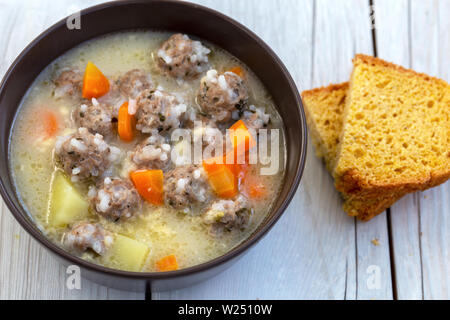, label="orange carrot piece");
[118,102,135,142]
[130,170,164,205]
[240,170,267,198]
[205,152,249,188]
[203,157,238,199]
[156,254,179,272]
[202,155,225,173]
[229,120,256,155]
[248,183,267,199]
[229,66,245,78]
[82,61,110,99]
[41,109,59,140]
[204,154,242,177]
[208,167,237,198]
